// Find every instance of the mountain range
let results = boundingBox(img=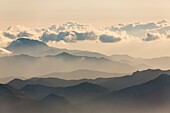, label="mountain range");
[0,69,169,113]
[0,38,170,78]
